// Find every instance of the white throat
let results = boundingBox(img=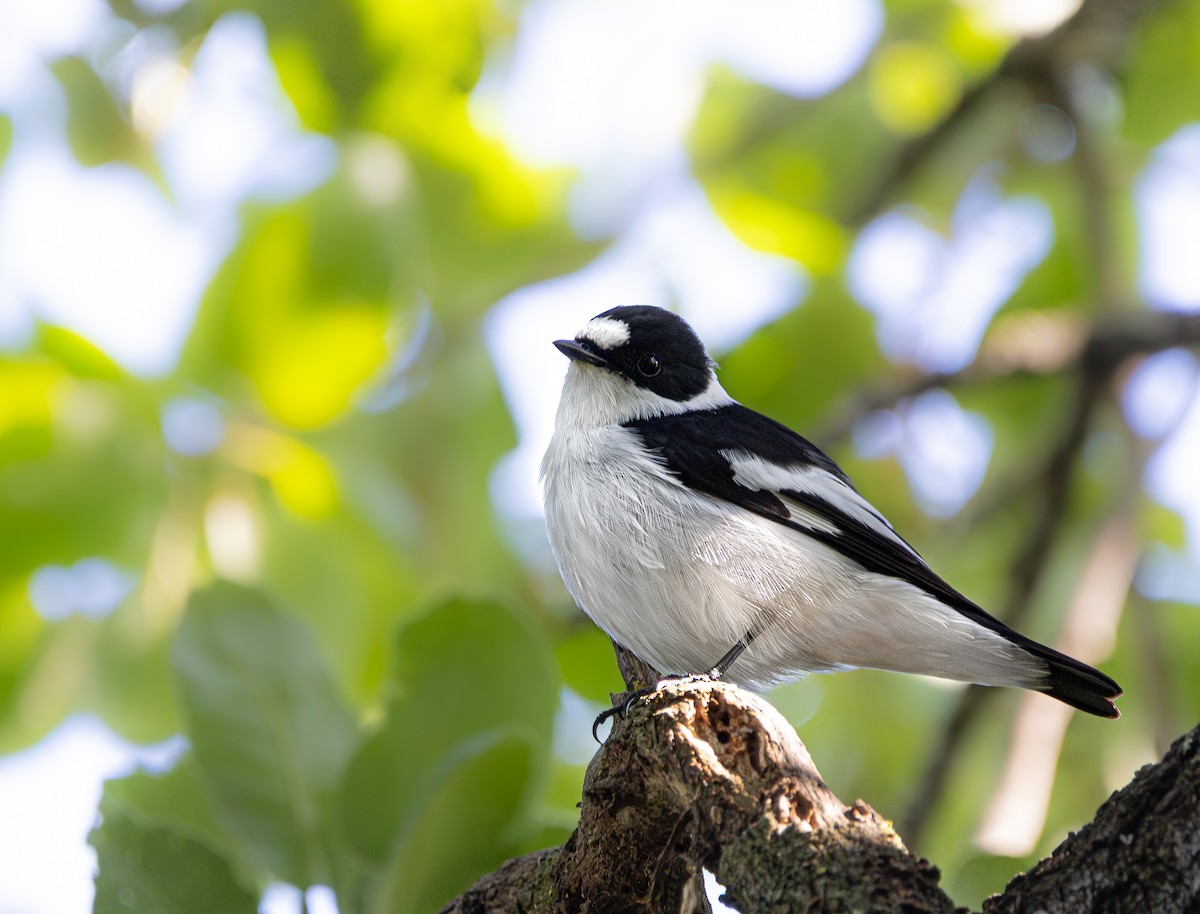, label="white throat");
[552,363,734,432]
